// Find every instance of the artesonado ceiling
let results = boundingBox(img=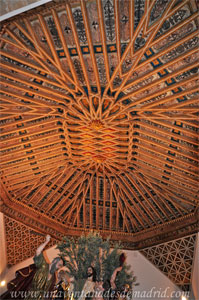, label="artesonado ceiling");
[0,0,198,250]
